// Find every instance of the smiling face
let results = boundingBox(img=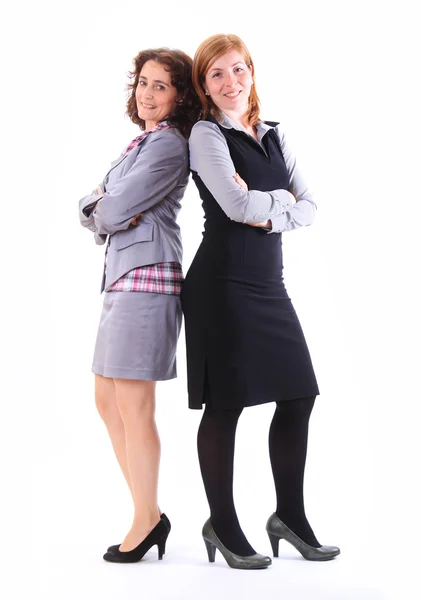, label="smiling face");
[204,49,253,115]
[135,60,178,130]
